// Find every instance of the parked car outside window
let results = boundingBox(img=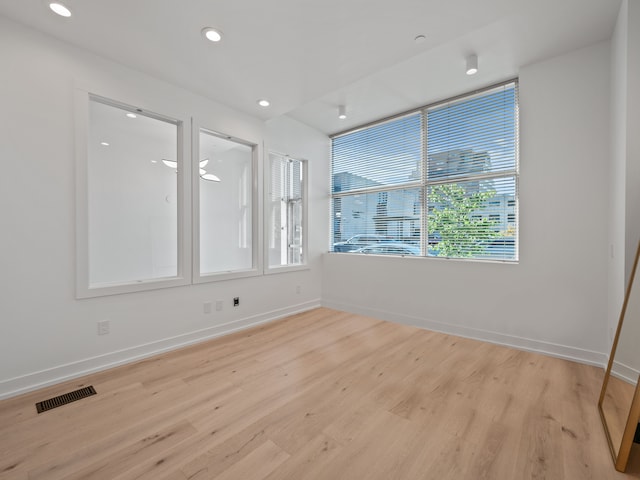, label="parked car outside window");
[332,234,392,252]
[354,243,420,256]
